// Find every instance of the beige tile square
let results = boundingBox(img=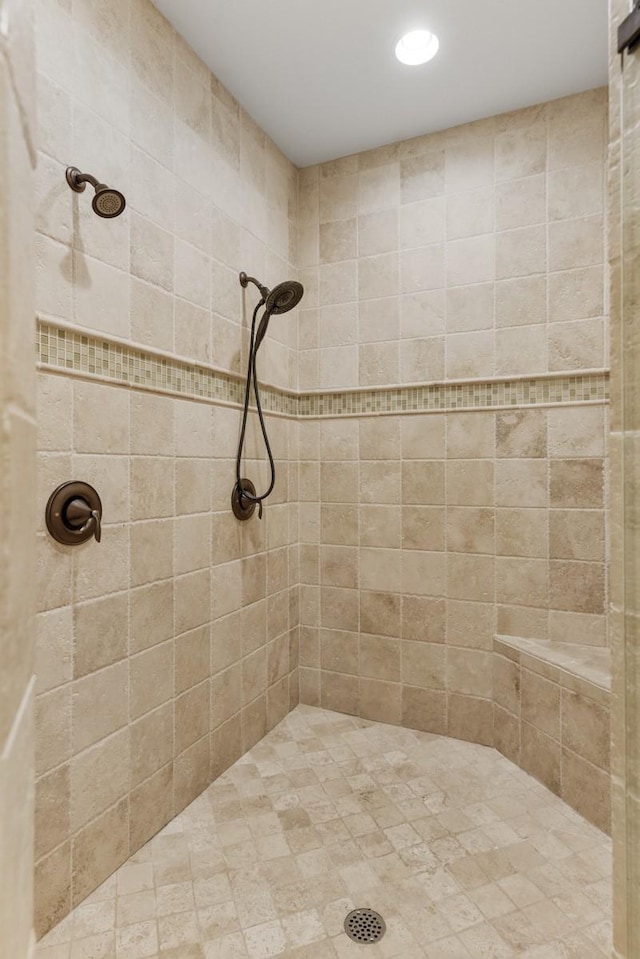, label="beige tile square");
[560,749,610,833]
[401,152,445,203]
[360,635,401,682]
[446,554,494,603]
[447,413,495,458]
[446,461,493,507]
[548,216,604,272]
[401,289,445,337]
[521,723,561,795]
[549,560,605,614]
[402,642,445,689]
[495,276,547,328]
[402,686,446,734]
[496,509,548,558]
[446,508,494,555]
[548,317,605,371]
[360,591,401,637]
[495,175,546,231]
[495,325,546,375]
[319,218,357,263]
[359,209,399,256]
[400,245,445,294]
[401,198,444,249]
[358,163,400,214]
[36,607,73,694]
[70,729,130,831]
[359,678,401,725]
[548,266,604,322]
[550,459,604,509]
[521,670,560,740]
[72,662,129,753]
[446,283,494,333]
[72,800,129,906]
[495,557,548,608]
[447,648,493,699]
[496,225,546,280]
[548,163,604,221]
[129,641,174,721]
[550,510,605,561]
[448,694,493,746]
[36,765,71,862]
[495,121,546,181]
[445,330,494,379]
[446,235,494,287]
[36,685,71,776]
[446,187,493,240]
[561,690,609,770]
